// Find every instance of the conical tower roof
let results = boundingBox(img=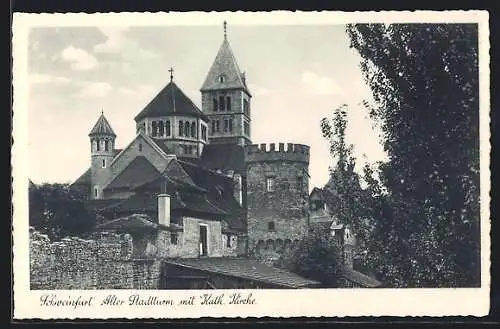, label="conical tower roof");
[89,113,116,137]
[134,81,208,122]
[200,33,250,95]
